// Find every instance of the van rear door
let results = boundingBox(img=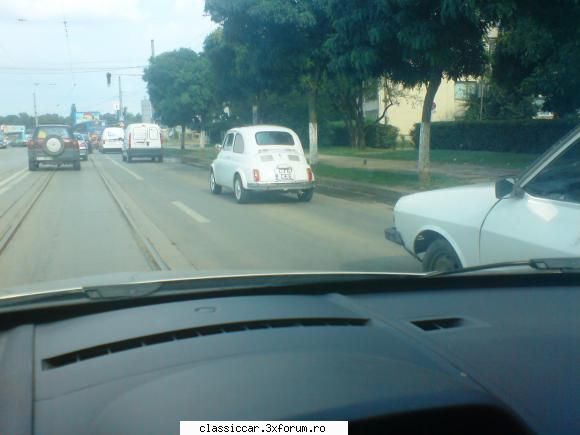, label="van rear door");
[131,126,148,149]
[147,126,161,149]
